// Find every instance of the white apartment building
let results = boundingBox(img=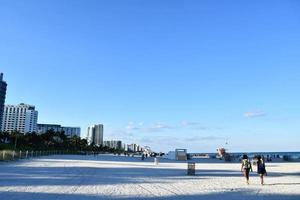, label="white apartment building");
[1,103,38,133]
[127,143,143,152]
[103,140,122,150]
[87,124,103,146]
